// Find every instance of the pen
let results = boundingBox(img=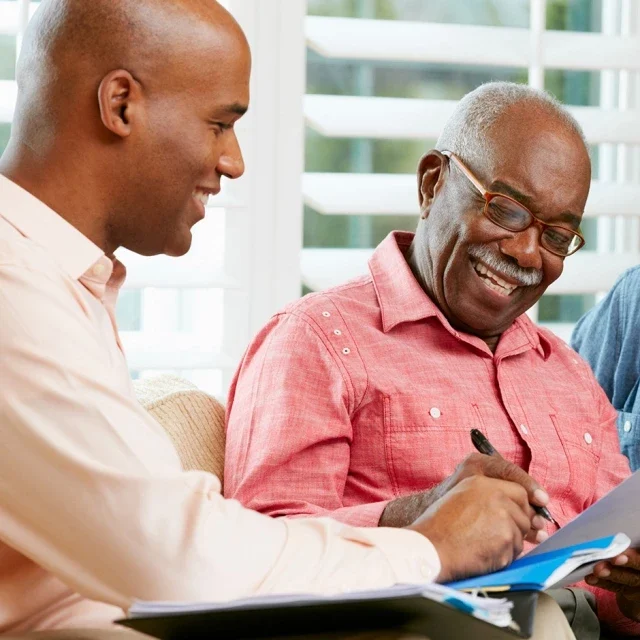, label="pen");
[470,428,558,526]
